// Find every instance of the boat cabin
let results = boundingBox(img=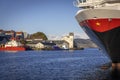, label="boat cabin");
[73,0,120,8]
